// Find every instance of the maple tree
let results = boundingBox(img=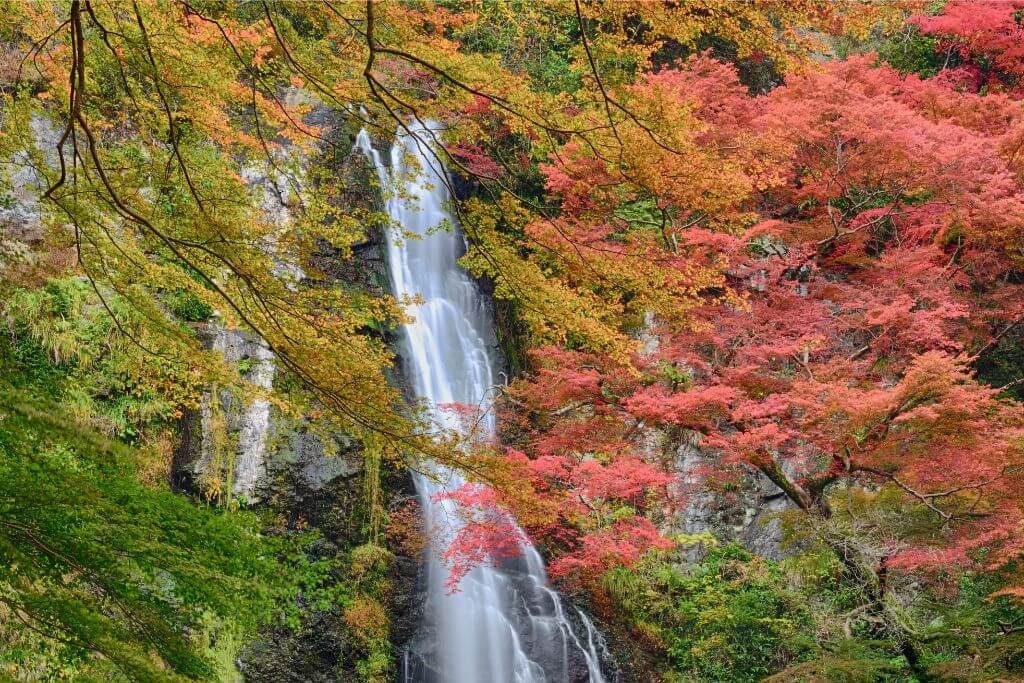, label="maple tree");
[0,0,877,456]
[483,10,1024,679]
[1,0,885,581]
[910,0,1024,93]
